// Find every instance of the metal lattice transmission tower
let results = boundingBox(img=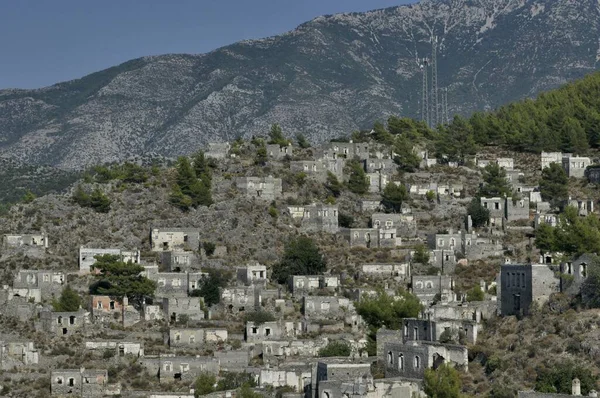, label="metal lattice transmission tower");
[431,36,440,128]
[420,58,430,128]
[442,88,449,125]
